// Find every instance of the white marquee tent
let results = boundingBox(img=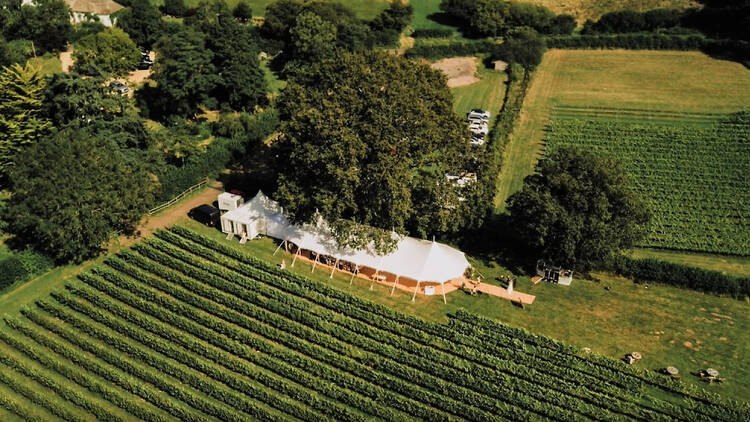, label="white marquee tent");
[220,191,470,302]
